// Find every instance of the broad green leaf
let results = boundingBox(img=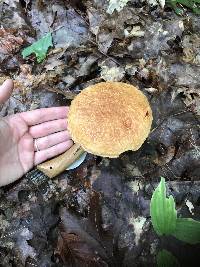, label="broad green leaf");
[22,33,53,63]
[150,177,177,235]
[173,218,200,244]
[157,250,180,267]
